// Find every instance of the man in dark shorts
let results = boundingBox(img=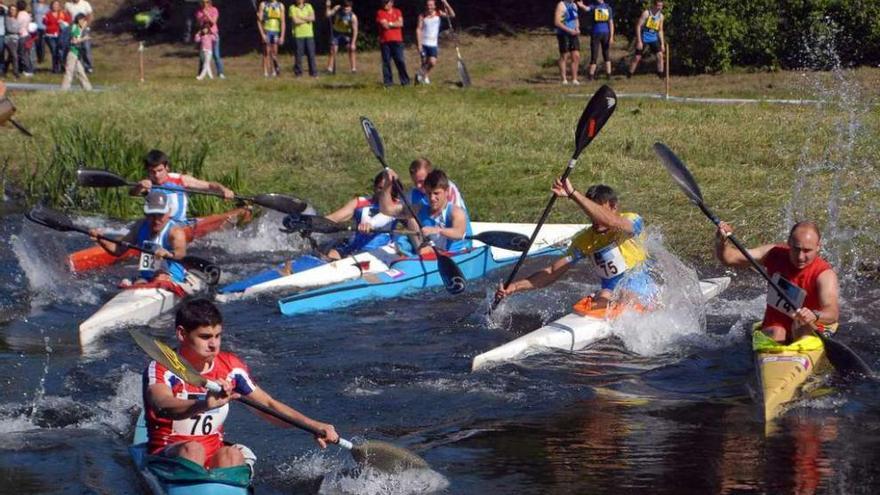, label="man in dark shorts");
[585,0,614,80]
[628,0,664,78]
[325,0,358,73]
[554,0,589,85]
